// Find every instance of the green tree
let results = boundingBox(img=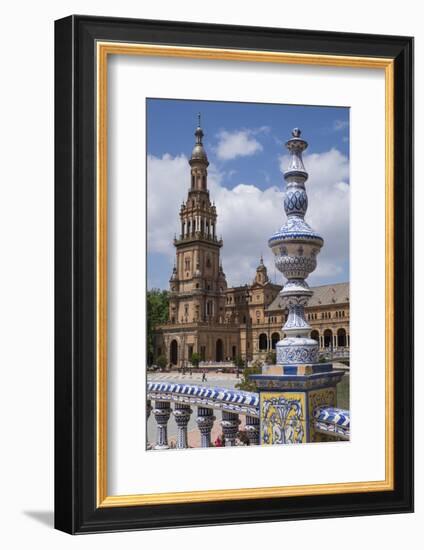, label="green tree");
[233,355,245,369]
[147,289,169,365]
[235,359,262,392]
[156,355,167,370]
[190,352,201,368]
